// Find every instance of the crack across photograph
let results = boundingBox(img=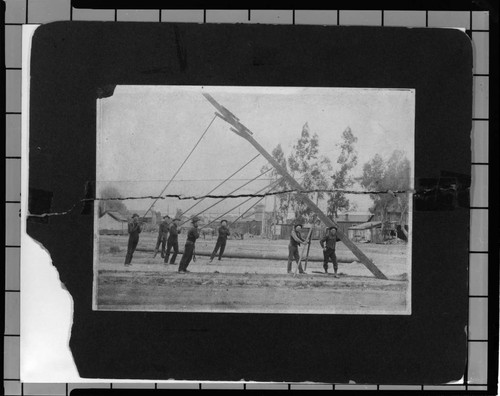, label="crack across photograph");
[93,85,415,315]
